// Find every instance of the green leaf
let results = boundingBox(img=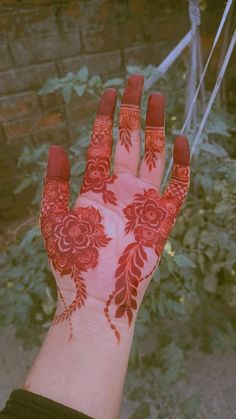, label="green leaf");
[104,78,123,87]
[71,161,85,176]
[14,177,33,194]
[62,72,75,82]
[3,266,23,279]
[19,226,40,250]
[203,274,218,293]
[200,174,213,193]
[38,78,62,95]
[200,142,228,157]
[214,202,230,215]
[62,83,73,103]
[161,341,184,385]
[174,254,196,268]
[88,75,102,88]
[76,66,88,83]
[164,240,172,254]
[166,258,175,273]
[42,300,55,315]
[73,83,87,97]
[126,65,141,74]
[79,136,90,147]
[166,299,186,316]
